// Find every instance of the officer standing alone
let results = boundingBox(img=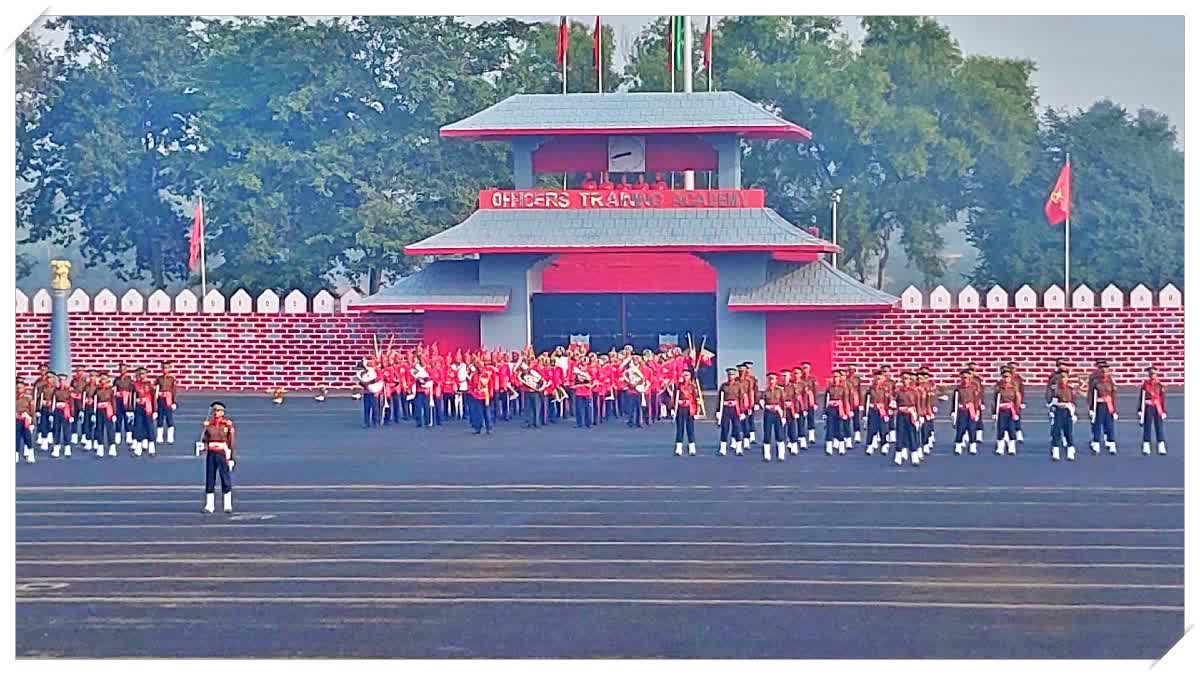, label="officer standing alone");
[198,401,236,514]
